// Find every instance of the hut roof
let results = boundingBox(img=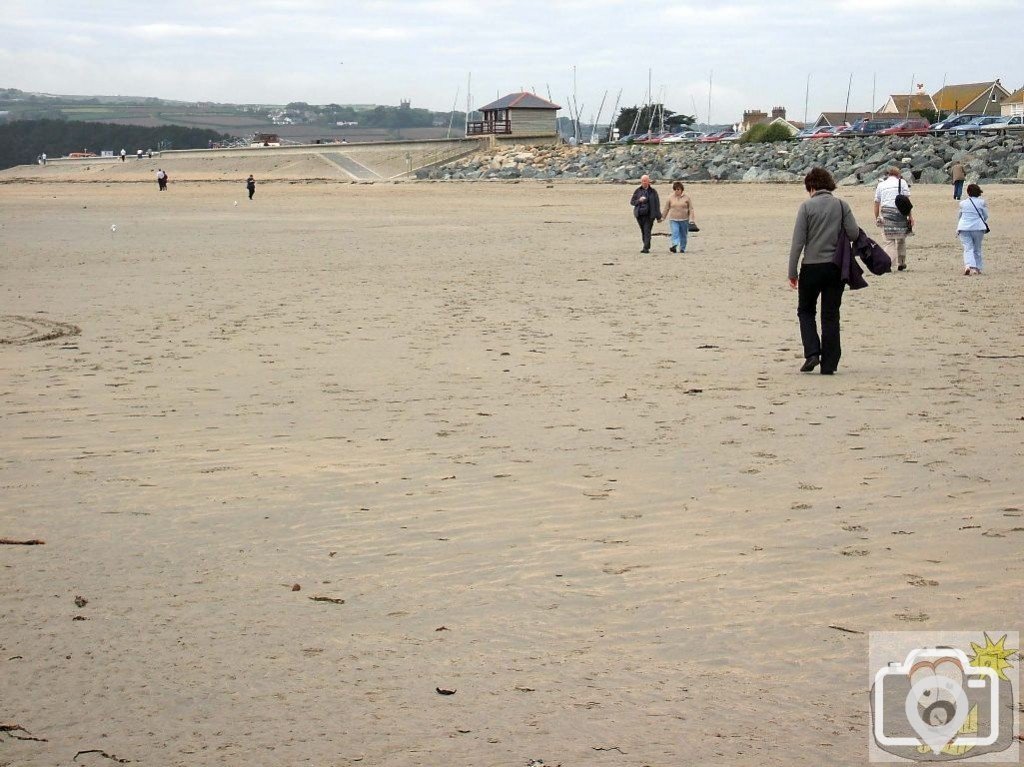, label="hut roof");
[478,92,562,111]
[998,86,1024,105]
[817,111,870,126]
[932,81,1008,111]
[885,93,936,115]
